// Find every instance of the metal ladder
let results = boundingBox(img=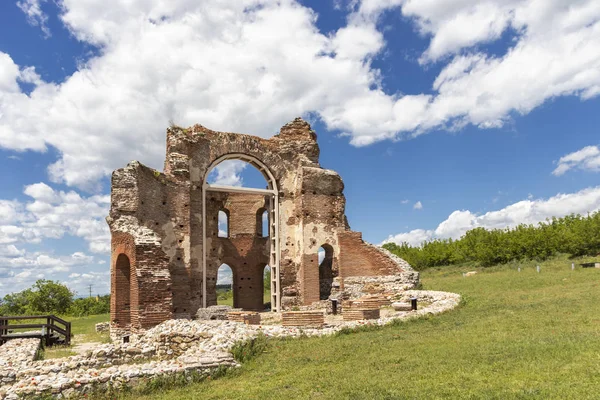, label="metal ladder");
[269,195,281,312]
